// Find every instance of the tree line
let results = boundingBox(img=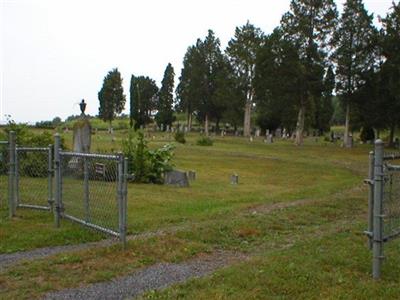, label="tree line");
[98,0,400,146]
